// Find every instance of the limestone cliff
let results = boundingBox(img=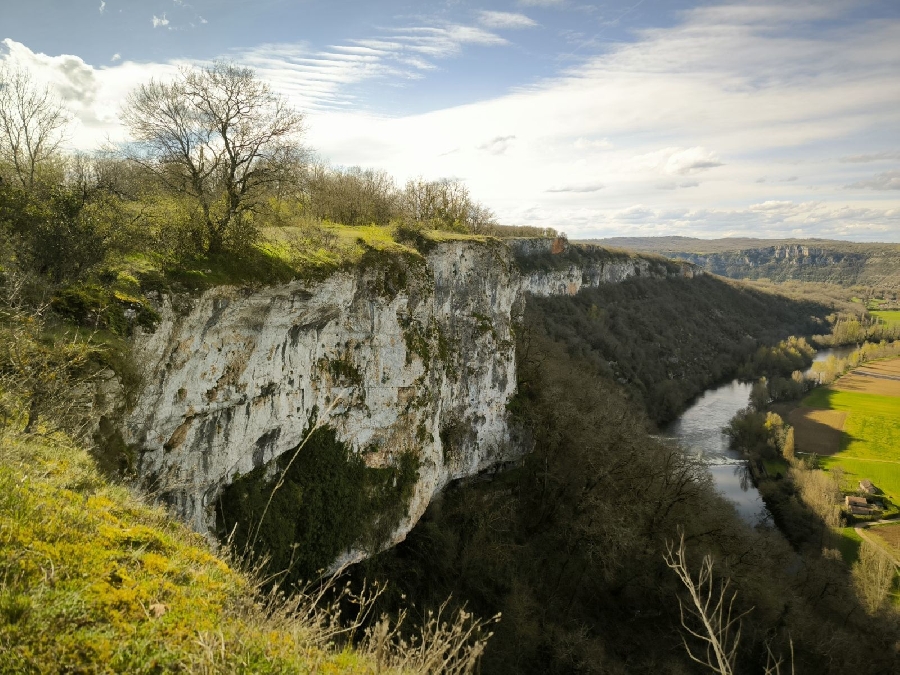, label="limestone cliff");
[122,239,695,561]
